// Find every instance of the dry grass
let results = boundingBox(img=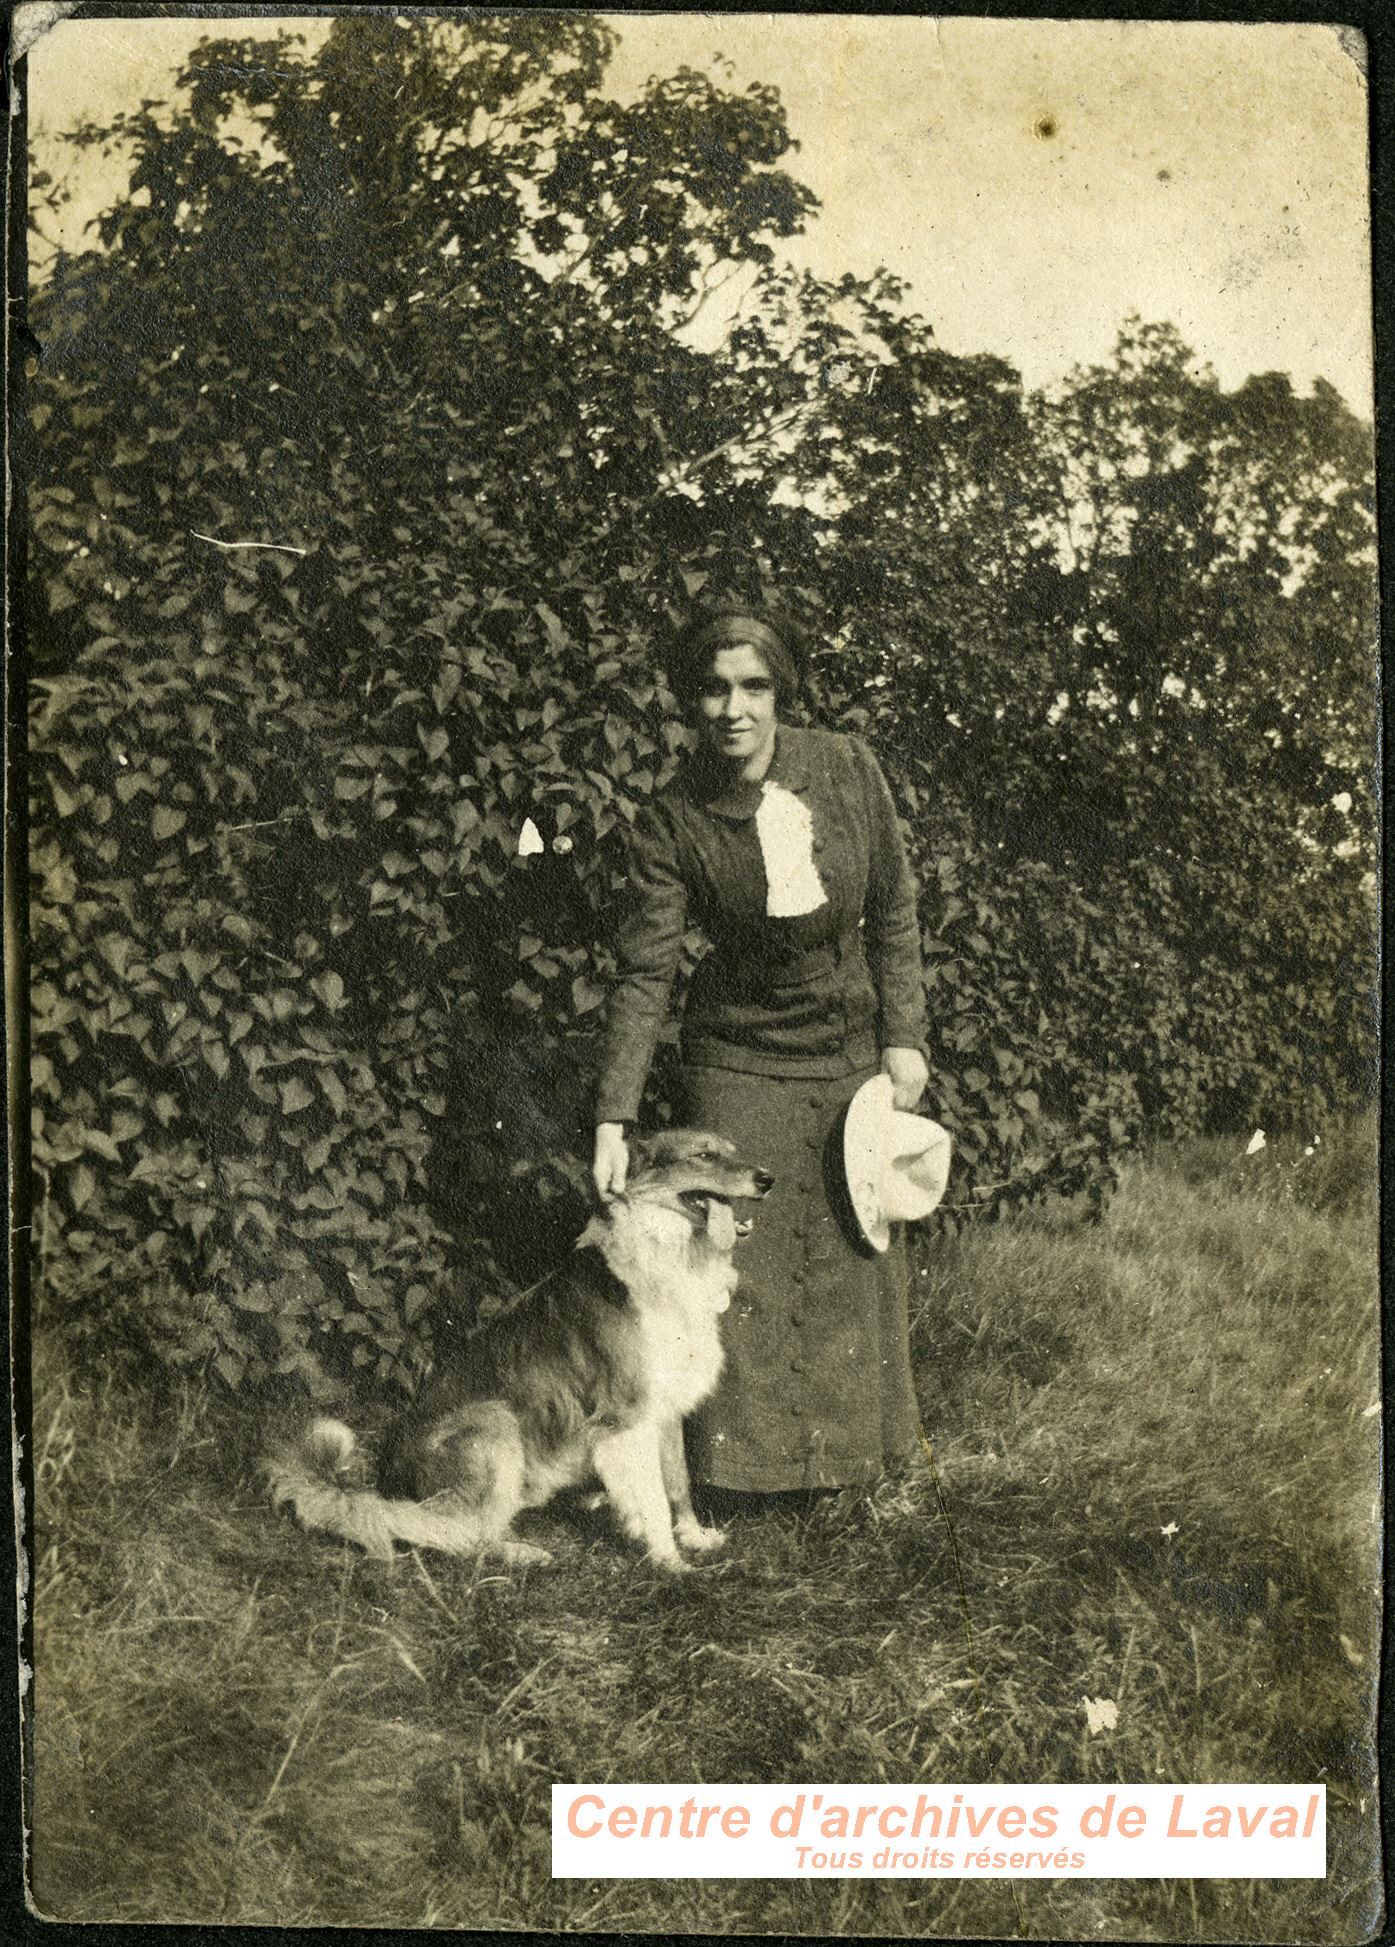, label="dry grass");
[28,1123,1381,1939]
